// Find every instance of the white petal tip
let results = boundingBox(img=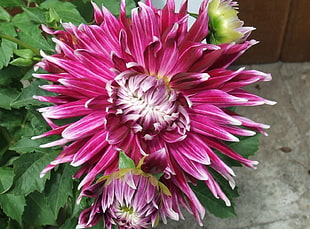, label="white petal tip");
[70,161,81,167]
[265,100,277,105]
[31,136,41,140]
[230,135,240,142]
[229,181,236,189]
[252,161,259,165]
[40,50,47,57]
[225,200,231,207]
[39,173,45,178]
